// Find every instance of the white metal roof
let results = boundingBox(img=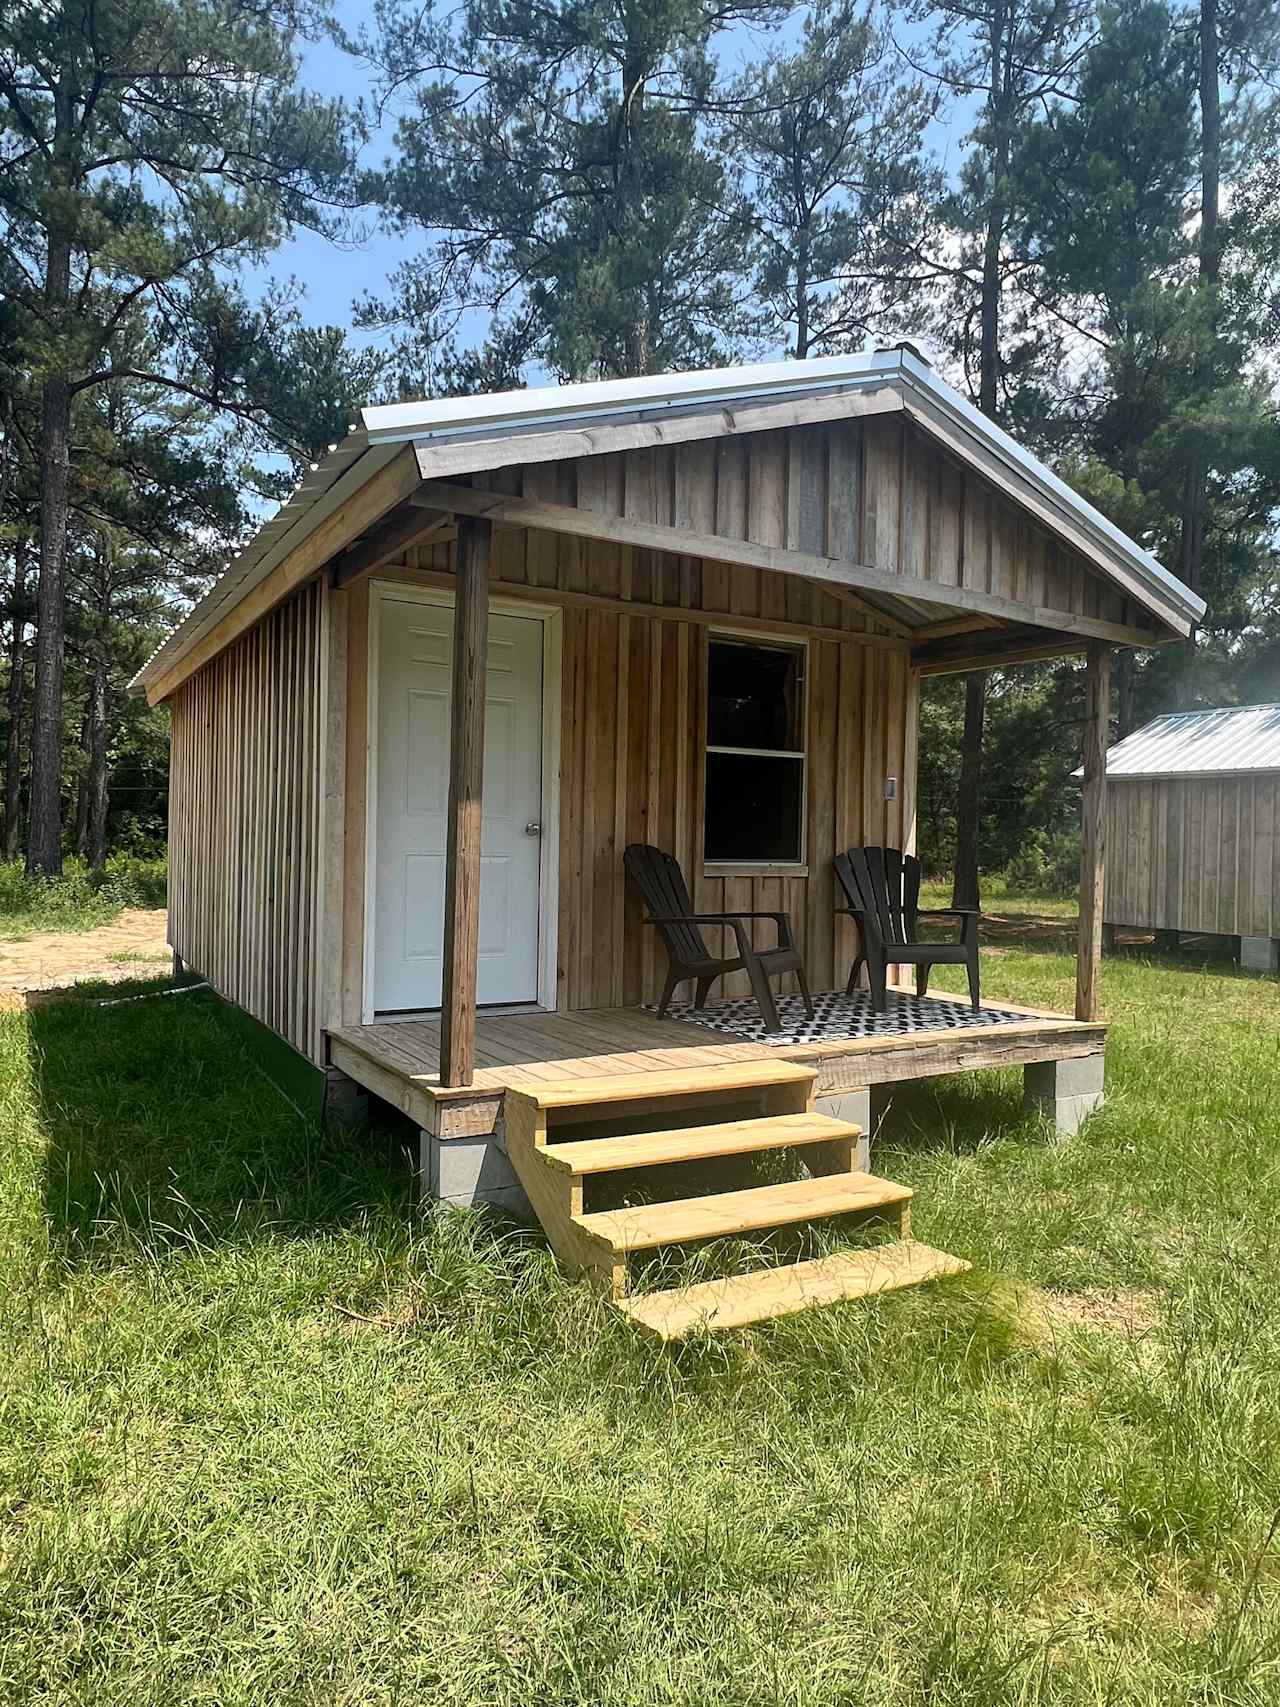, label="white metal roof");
[130,348,1206,697]
[1101,705,1280,778]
